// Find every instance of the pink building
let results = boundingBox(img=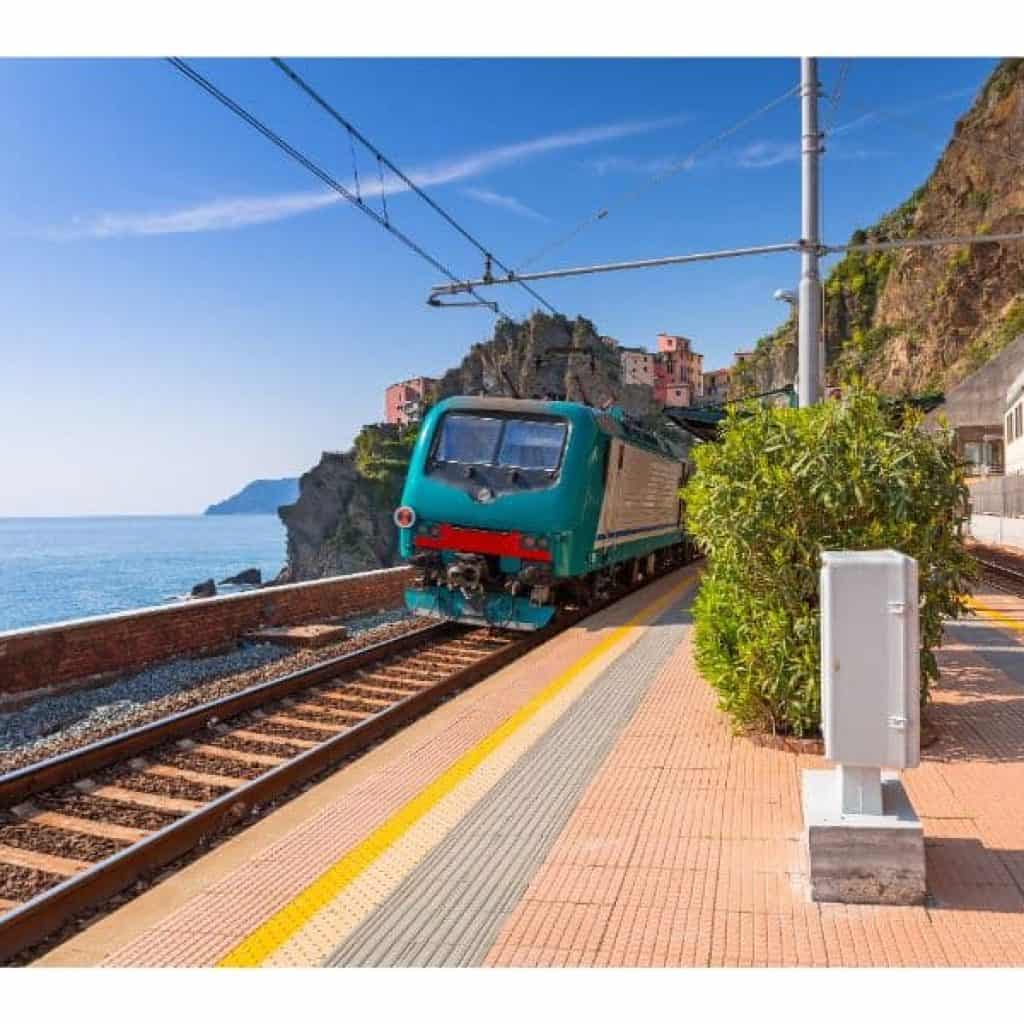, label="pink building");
[701,367,731,405]
[384,376,437,426]
[653,334,703,406]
